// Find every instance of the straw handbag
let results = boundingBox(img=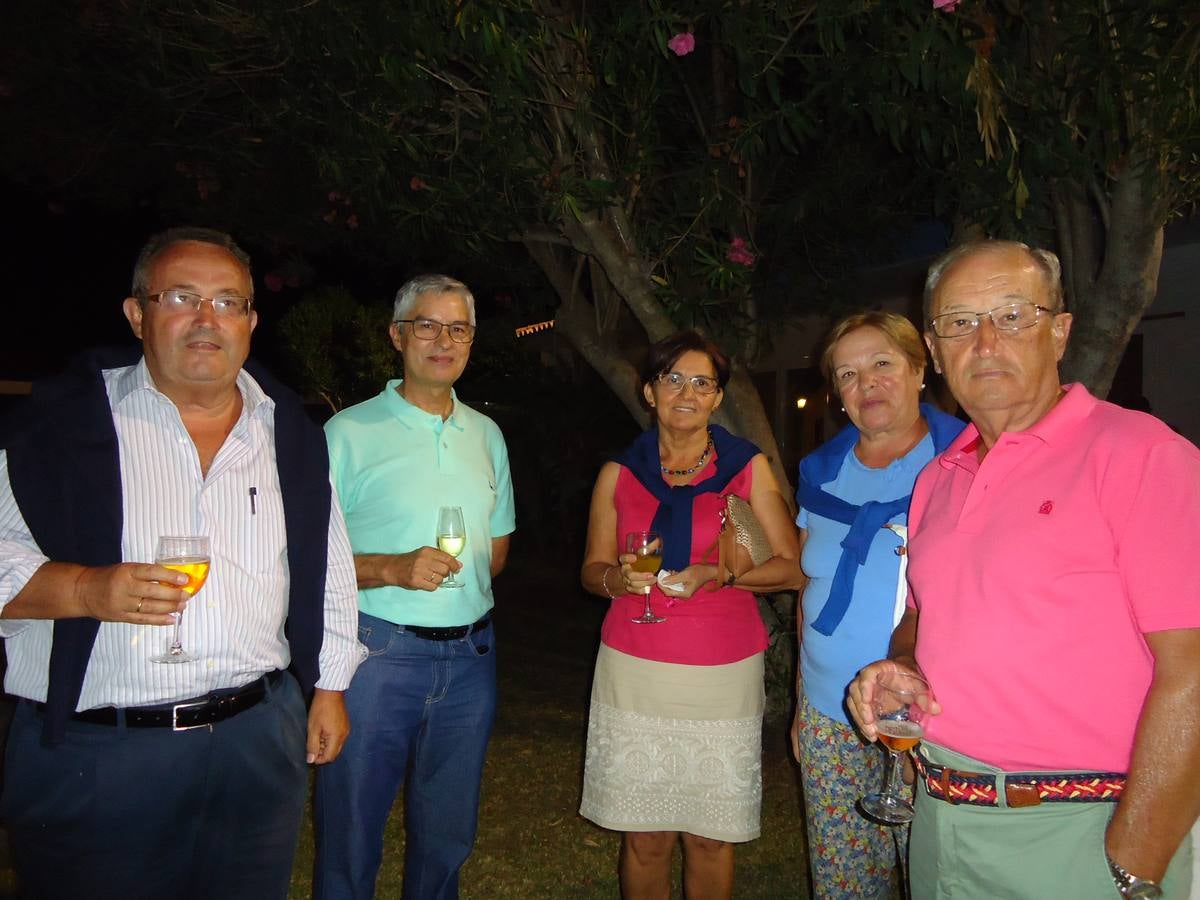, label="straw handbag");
[709,494,772,590]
